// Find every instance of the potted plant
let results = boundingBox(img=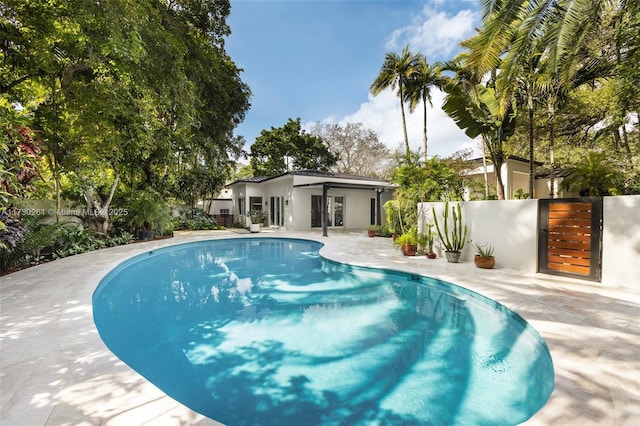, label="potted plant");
[126,191,172,241]
[367,225,377,237]
[375,224,392,238]
[248,209,266,233]
[394,227,419,256]
[473,241,496,269]
[420,223,437,259]
[433,201,468,263]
